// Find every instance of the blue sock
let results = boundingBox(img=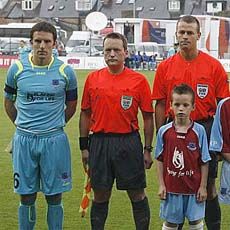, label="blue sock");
[18,204,36,230]
[47,204,63,230]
